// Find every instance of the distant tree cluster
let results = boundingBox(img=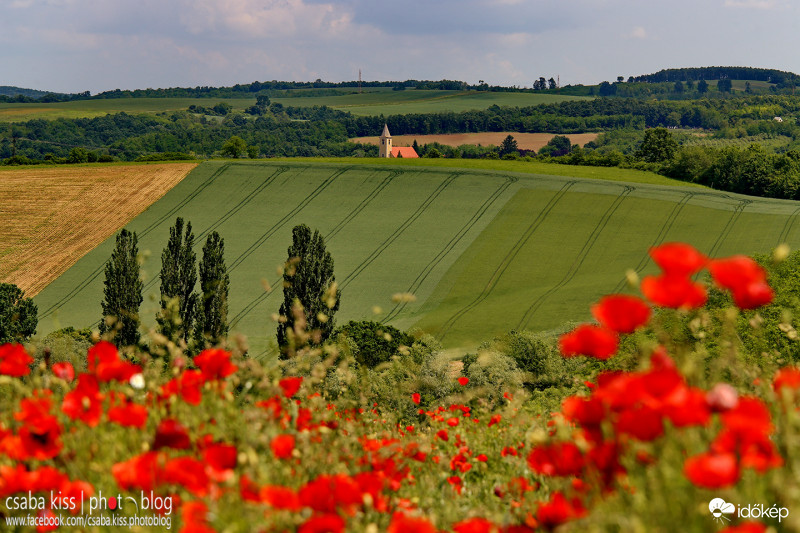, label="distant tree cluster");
[532,77,557,90]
